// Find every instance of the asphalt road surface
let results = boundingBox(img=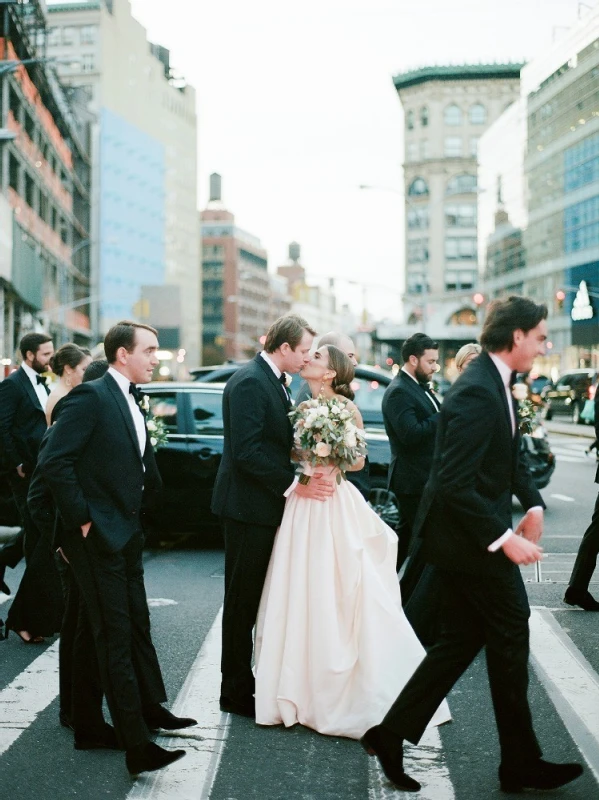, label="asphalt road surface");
[1,429,598,799]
